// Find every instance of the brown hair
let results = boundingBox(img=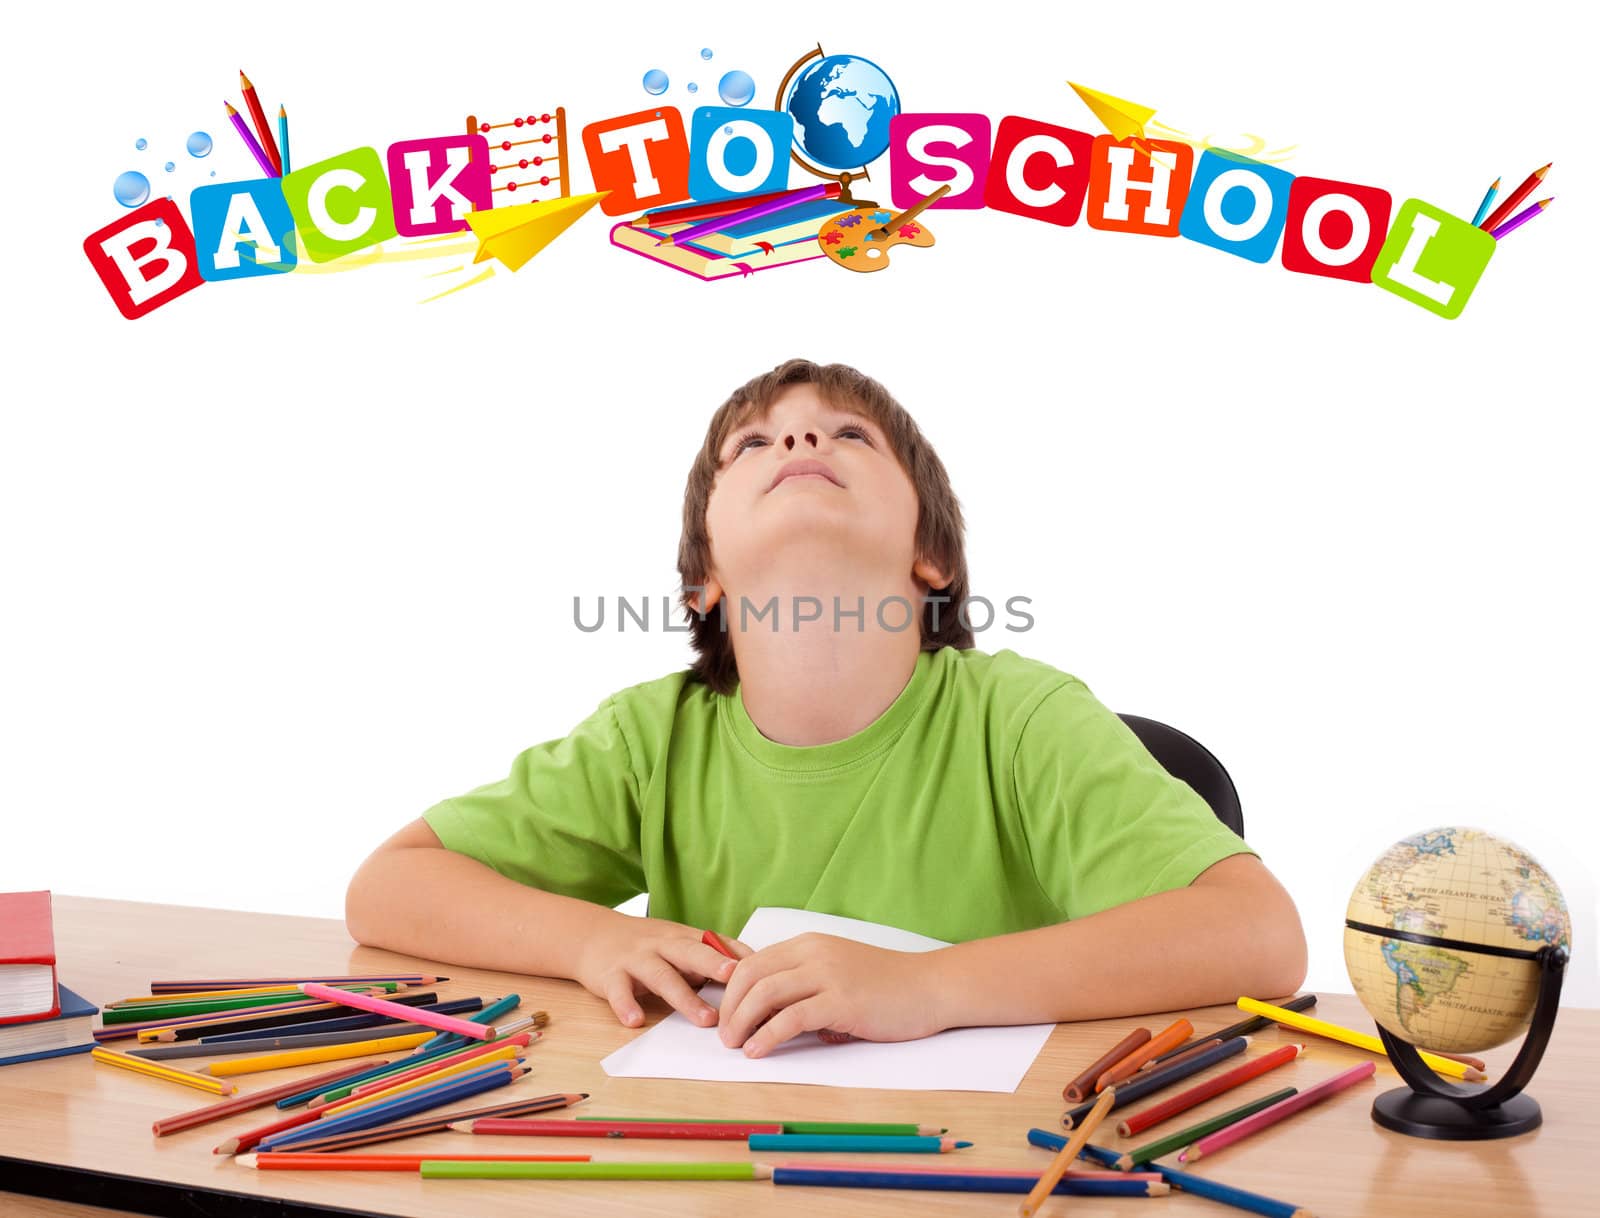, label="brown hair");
[676,358,974,694]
